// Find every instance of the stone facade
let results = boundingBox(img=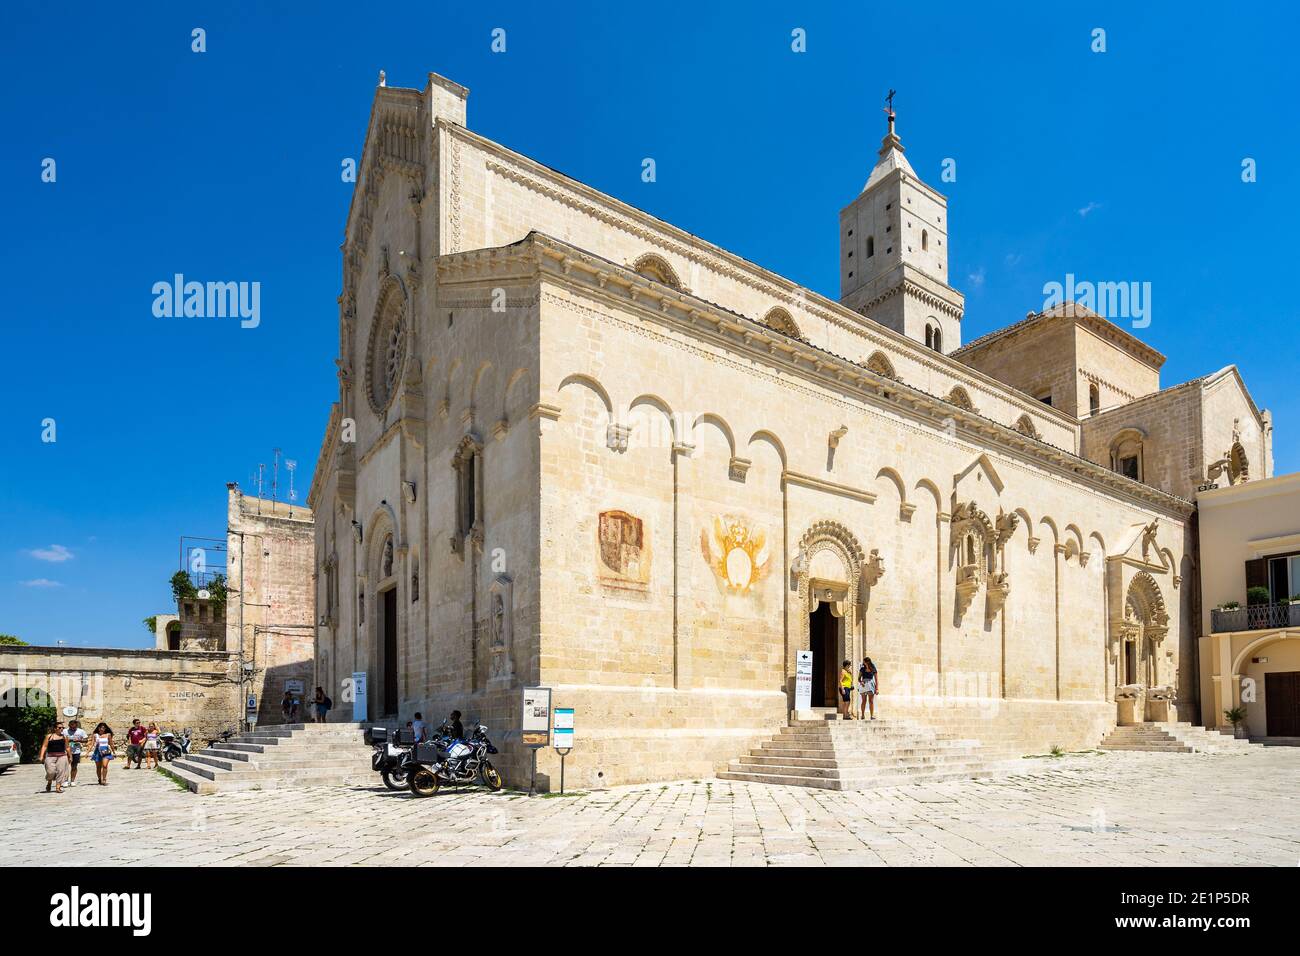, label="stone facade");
[225,486,317,727]
[307,72,1275,790]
